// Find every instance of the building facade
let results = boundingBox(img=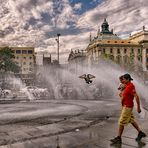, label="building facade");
[68,19,148,80]
[68,49,86,74]
[11,47,35,75]
[129,30,148,71]
[0,46,35,85]
[86,19,148,71]
[86,19,145,68]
